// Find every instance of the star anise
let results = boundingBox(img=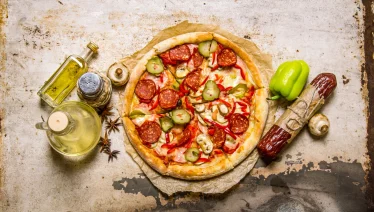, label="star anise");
[99,105,114,121]
[98,131,111,153]
[104,149,120,162]
[105,117,122,134]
